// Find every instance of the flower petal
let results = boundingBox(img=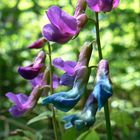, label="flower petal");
[9,105,27,117]
[60,73,75,87]
[30,73,44,88]
[42,24,73,44]
[93,78,112,110]
[86,0,118,12]
[113,0,120,8]
[53,58,76,76]
[47,6,77,35]
[63,94,98,130]
[18,51,46,80]
[6,92,23,108]
[18,65,42,80]
[52,74,60,89]
[42,67,90,112]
